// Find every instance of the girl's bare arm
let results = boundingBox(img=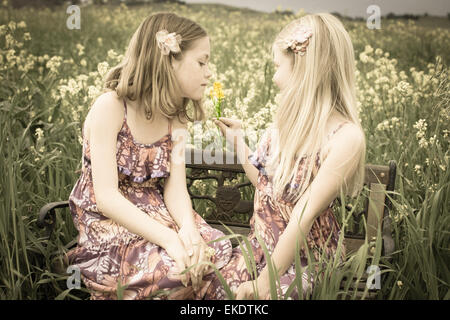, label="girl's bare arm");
[163,119,196,228]
[89,93,178,249]
[235,138,259,187]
